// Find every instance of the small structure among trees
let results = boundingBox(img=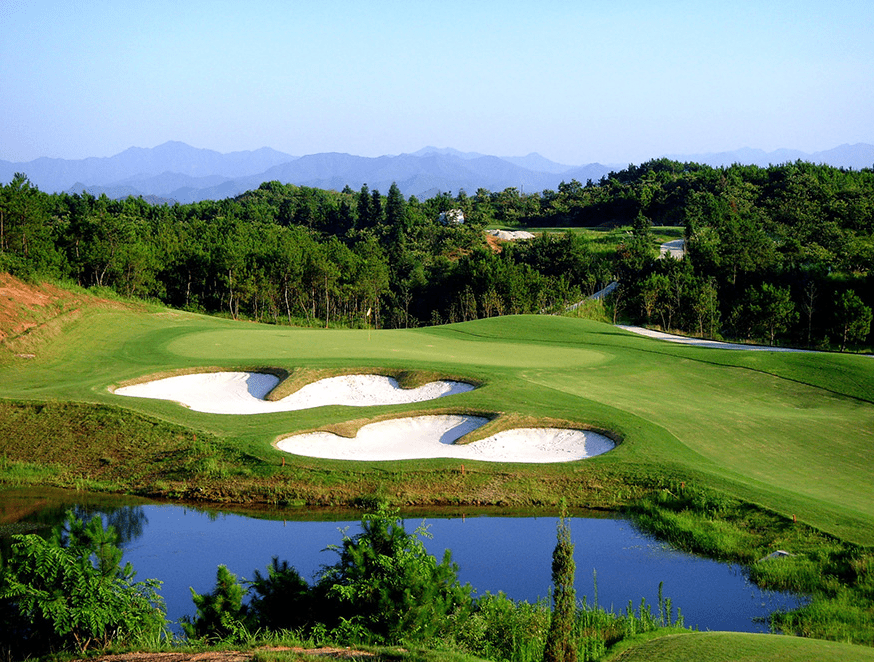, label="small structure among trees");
[438,208,465,225]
